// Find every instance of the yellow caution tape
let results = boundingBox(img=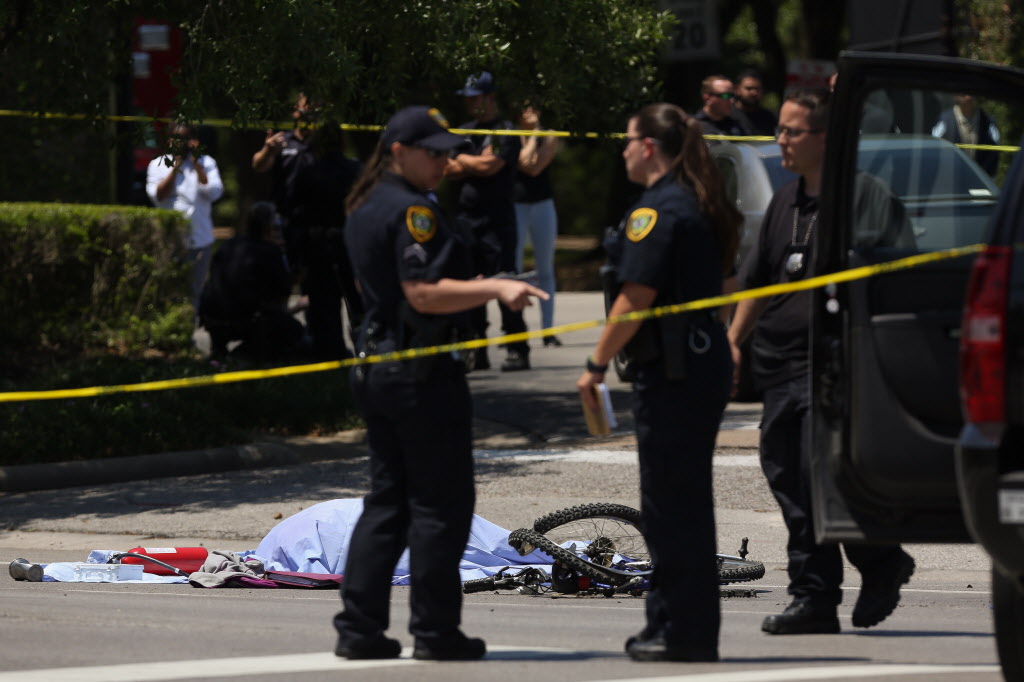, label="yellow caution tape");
[0,243,984,403]
[2,108,1020,151]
